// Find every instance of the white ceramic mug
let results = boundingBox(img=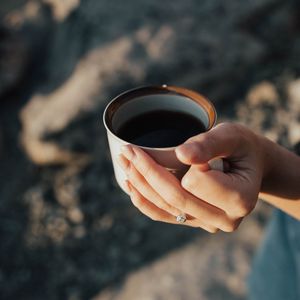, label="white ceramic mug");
[103,85,223,192]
